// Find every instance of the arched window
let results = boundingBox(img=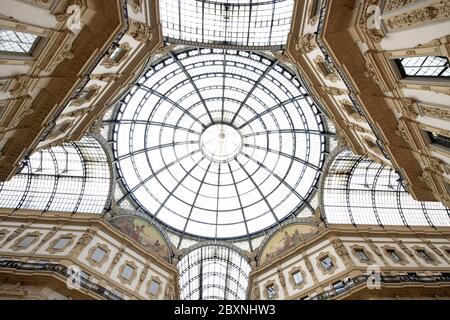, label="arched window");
[321,149,450,227]
[178,245,251,300]
[0,136,111,214]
